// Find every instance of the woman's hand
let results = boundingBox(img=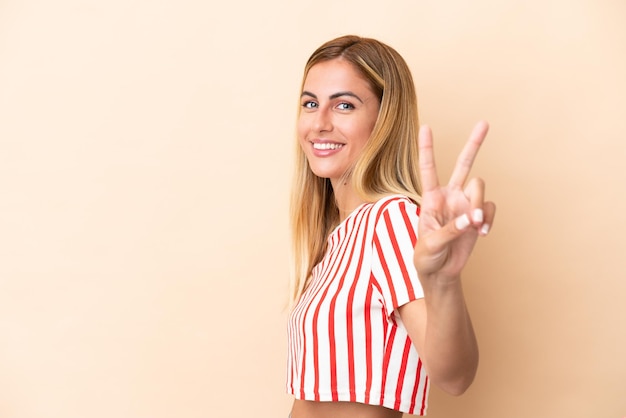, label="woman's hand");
[399,121,493,394]
[413,121,496,283]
